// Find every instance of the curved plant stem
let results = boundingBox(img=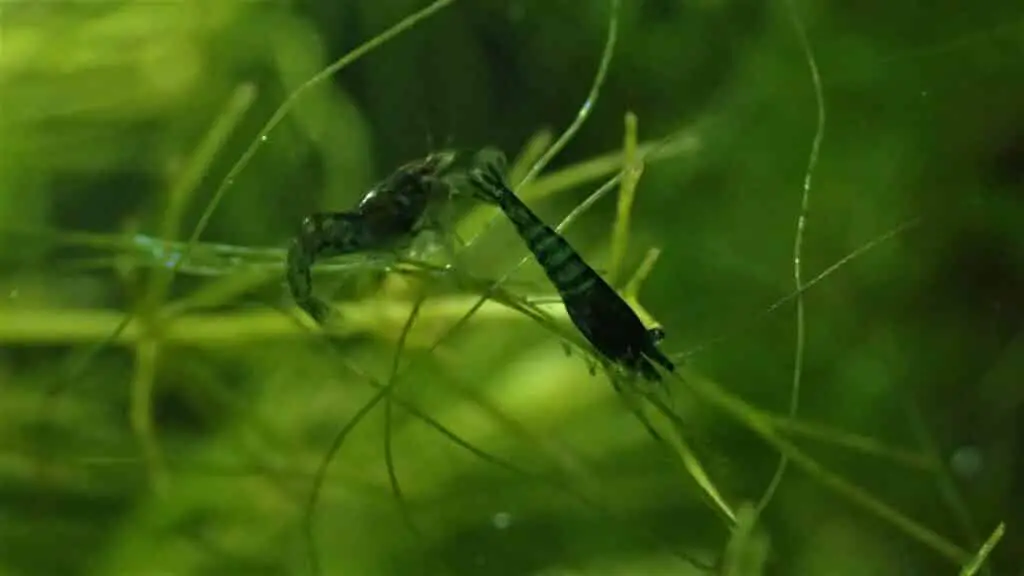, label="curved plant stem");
[753,0,826,518]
